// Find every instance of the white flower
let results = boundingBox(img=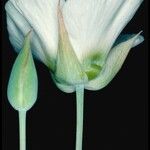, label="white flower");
[5,0,144,93]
